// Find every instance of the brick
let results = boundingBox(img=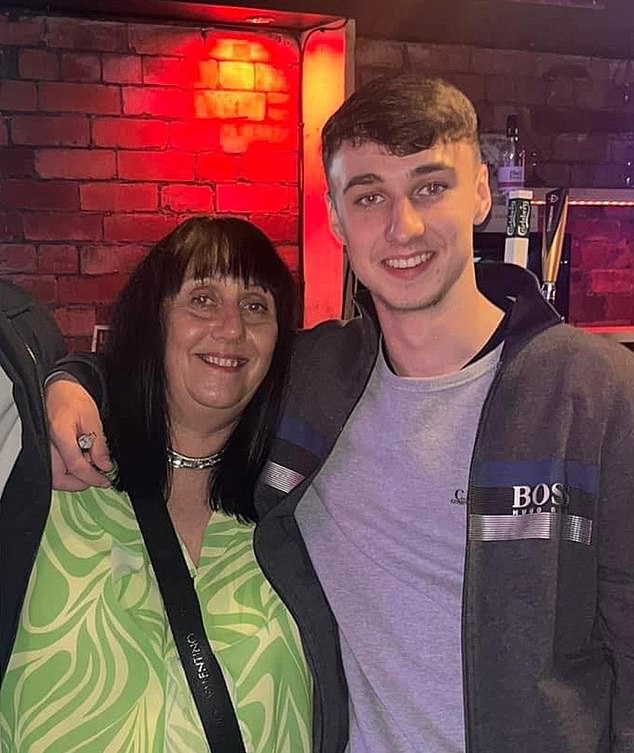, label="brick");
[1,46,19,79]
[194,90,265,120]
[532,162,571,187]
[196,152,242,181]
[23,212,103,241]
[249,213,298,243]
[568,290,606,326]
[170,120,220,150]
[196,60,218,89]
[53,306,95,336]
[471,48,535,78]
[45,18,127,52]
[0,147,35,177]
[161,184,214,212]
[604,296,634,324]
[92,117,168,148]
[355,39,403,69]
[0,243,37,272]
[3,274,57,304]
[553,133,608,164]
[80,244,146,274]
[234,152,298,183]
[206,34,292,63]
[60,53,101,82]
[18,49,59,80]
[58,273,126,304]
[0,211,23,239]
[254,62,291,93]
[128,23,204,56]
[118,150,194,180]
[35,148,115,179]
[216,183,291,213]
[543,78,575,107]
[103,213,177,242]
[62,334,92,352]
[590,269,634,295]
[203,150,299,185]
[0,179,79,210]
[38,244,78,273]
[571,163,623,188]
[142,56,200,87]
[0,119,6,145]
[275,244,298,272]
[0,17,44,46]
[0,80,37,111]
[580,242,632,271]
[442,73,485,103]
[11,114,89,147]
[485,76,515,103]
[39,82,120,115]
[123,86,193,118]
[574,80,605,110]
[405,42,470,72]
[80,182,158,211]
[102,55,142,84]
[218,60,254,90]
[218,121,296,154]
[533,107,632,134]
